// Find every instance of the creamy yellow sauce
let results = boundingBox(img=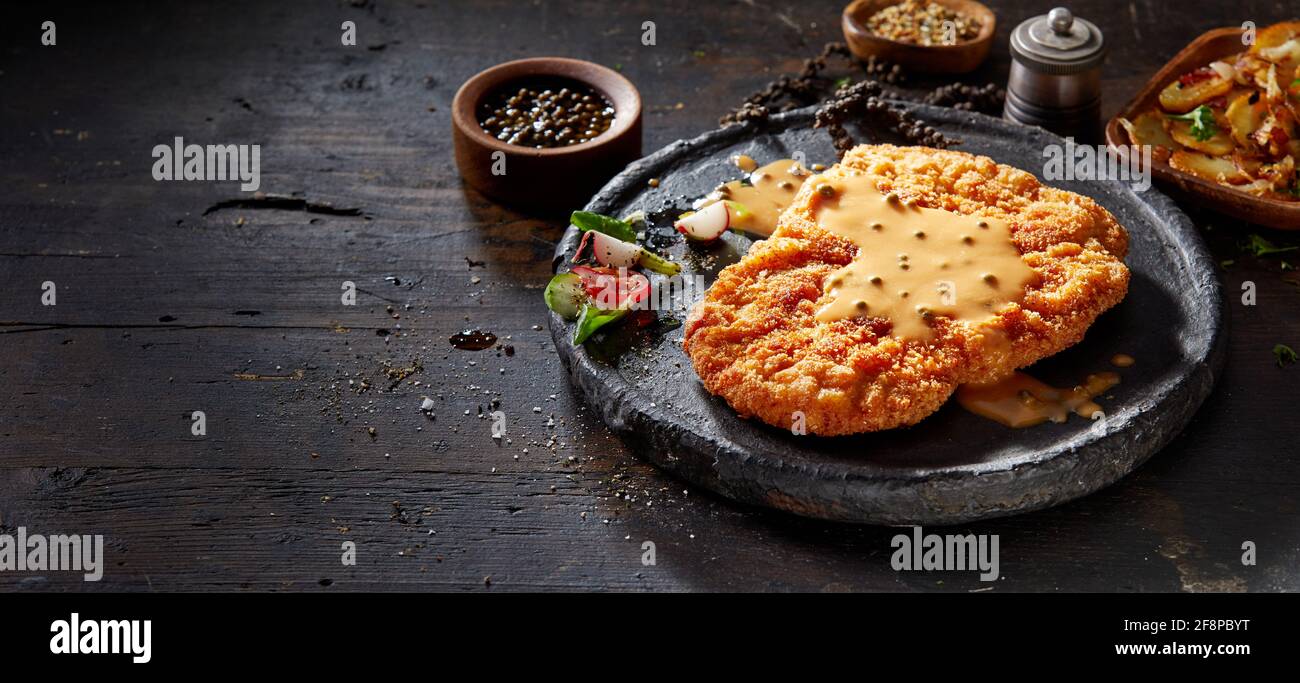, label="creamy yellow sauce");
[702,159,811,238]
[732,154,758,172]
[957,371,1120,428]
[811,173,1036,341]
